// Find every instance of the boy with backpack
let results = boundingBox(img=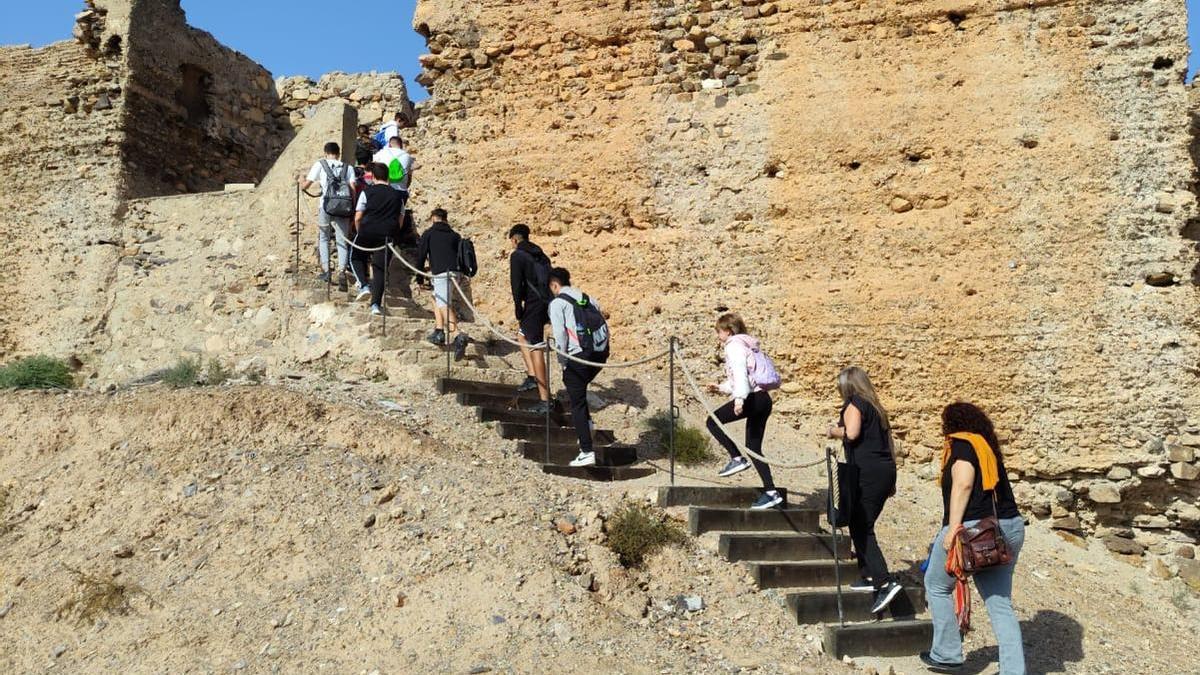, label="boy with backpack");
[372,135,414,195]
[416,208,470,360]
[548,267,610,467]
[299,142,355,290]
[508,224,553,414]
